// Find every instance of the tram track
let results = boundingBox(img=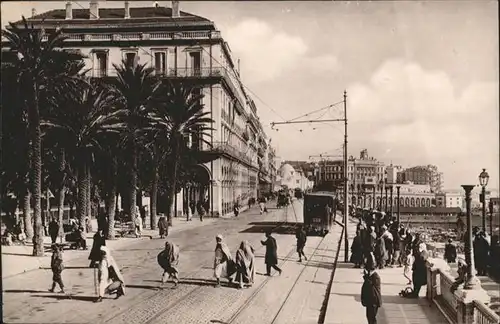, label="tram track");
[227,202,344,324]
[102,204,302,324]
